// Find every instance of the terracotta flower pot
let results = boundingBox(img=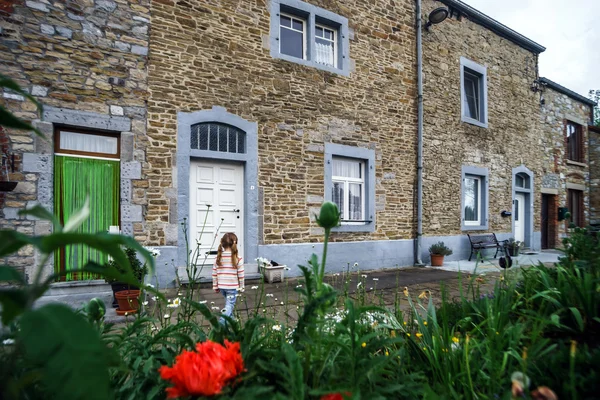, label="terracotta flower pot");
[115,290,141,312]
[430,254,445,267]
